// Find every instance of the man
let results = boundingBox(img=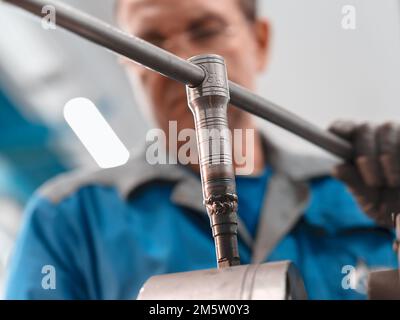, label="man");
[5,0,400,299]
